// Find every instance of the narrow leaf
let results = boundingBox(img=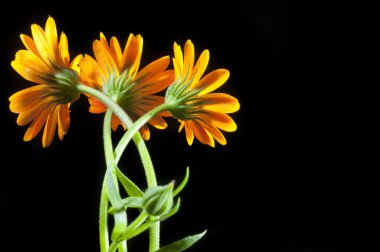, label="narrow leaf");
[154,230,207,252]
[116,166,144,197]
[173,167,190,197]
